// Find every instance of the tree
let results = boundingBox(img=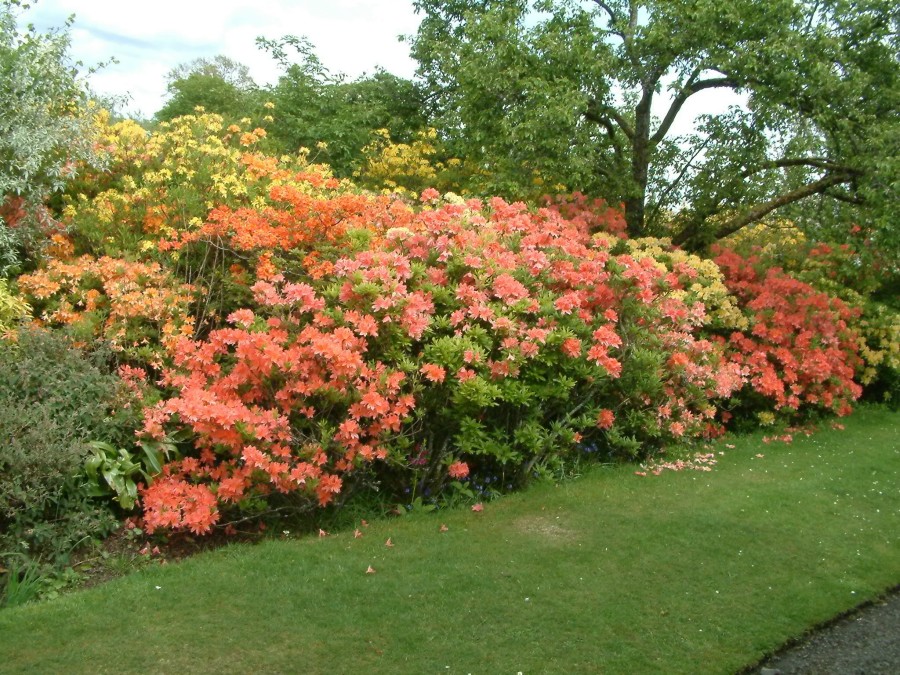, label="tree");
[155,56,262,123]
[0,1,99,204]
[0,0,102,273]
[410,0,899,251]
[261,35,428,177]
